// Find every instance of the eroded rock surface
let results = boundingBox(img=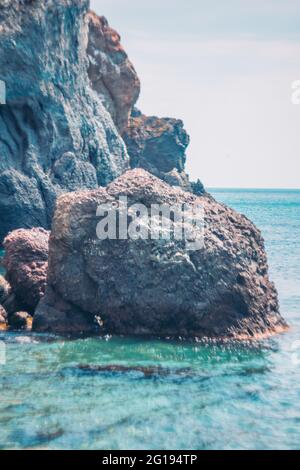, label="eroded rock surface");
[123,110,204,194]
[0,0,129,241]
[87,11,140,133]
[0,275,11,305]
[34,169,286,339]
[3,228,49,314]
